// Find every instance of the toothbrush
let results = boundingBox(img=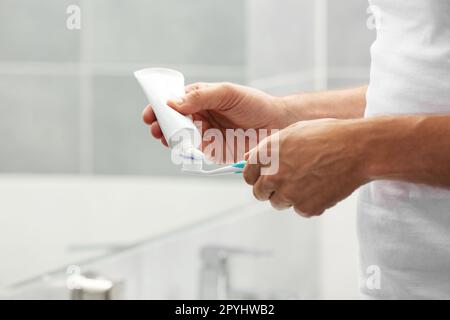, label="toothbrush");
[182,160,246,176]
